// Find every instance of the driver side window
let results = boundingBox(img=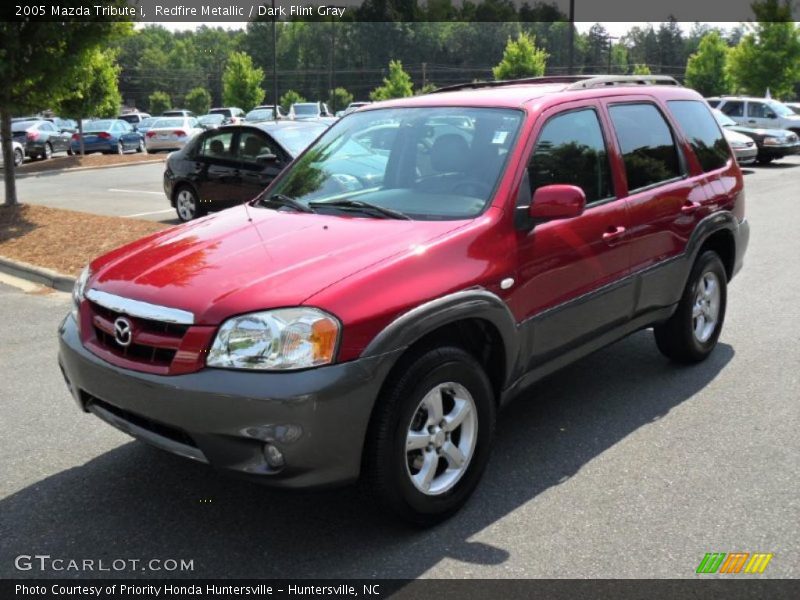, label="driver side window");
[529,108,614,205]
